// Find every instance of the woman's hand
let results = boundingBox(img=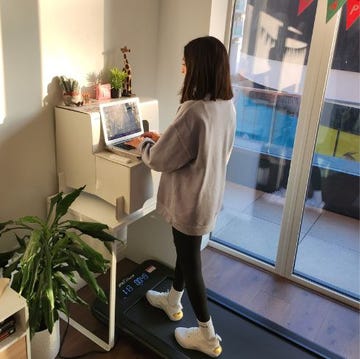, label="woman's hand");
[143,131,160,142]
[125,132,160,149]
[125,137,144,148]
